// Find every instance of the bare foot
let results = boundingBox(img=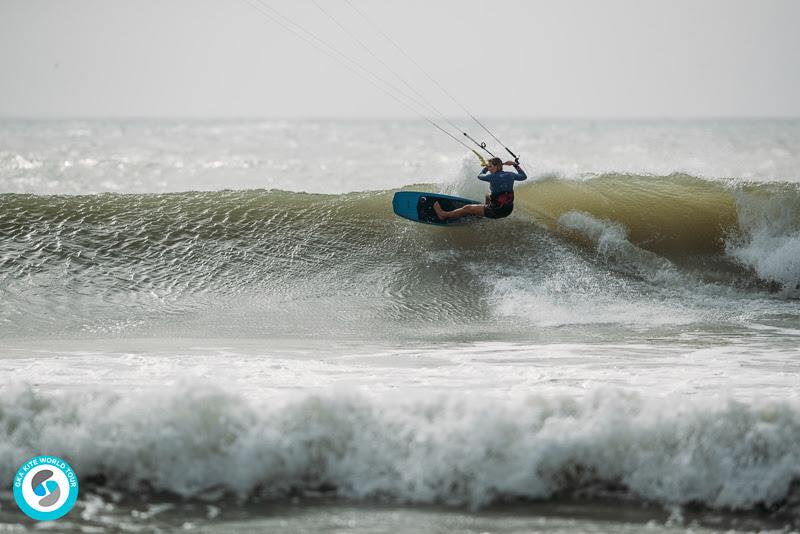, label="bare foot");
[433,201,447,220]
